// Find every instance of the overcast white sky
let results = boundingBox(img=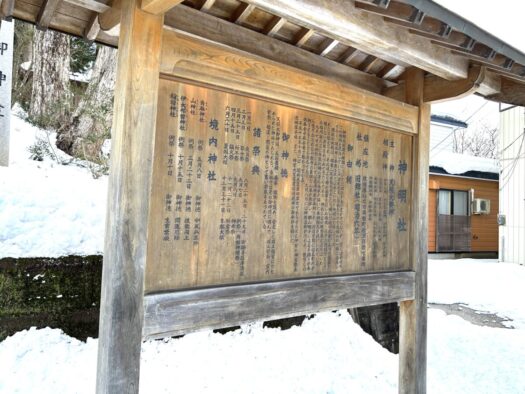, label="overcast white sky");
[430,0,525,128]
